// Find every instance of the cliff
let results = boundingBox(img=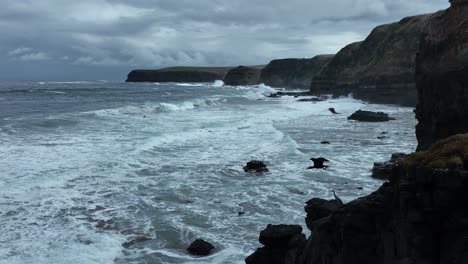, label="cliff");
[126,66,233,82]
[311,14,432,106]
[259,55,334,89]
[223,66,264,86]
[415,0,468,150]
